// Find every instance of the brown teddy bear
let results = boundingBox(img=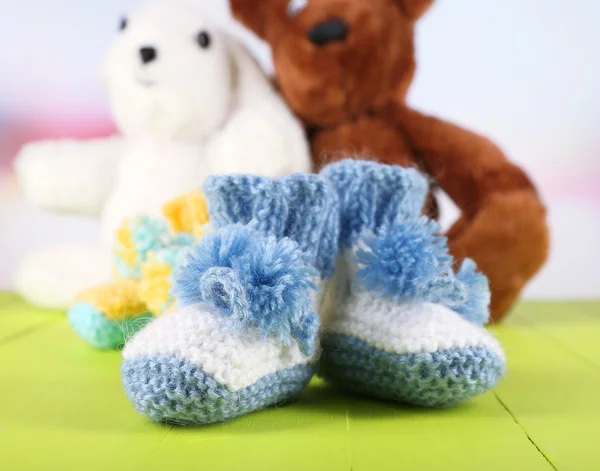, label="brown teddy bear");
[230,0,549,322]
